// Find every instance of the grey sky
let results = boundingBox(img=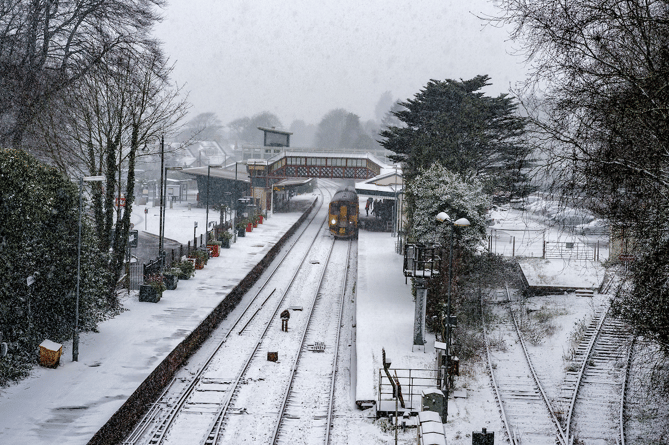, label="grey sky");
[154,0,527,127]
